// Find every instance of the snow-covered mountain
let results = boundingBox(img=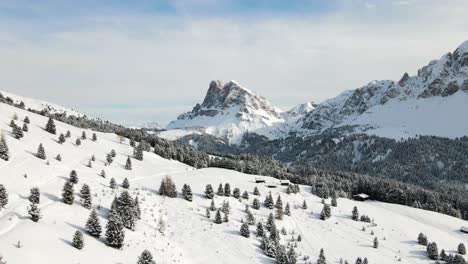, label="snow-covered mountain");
[166,80,285,143]
[0,100,466,264]
[163,40,468,143]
